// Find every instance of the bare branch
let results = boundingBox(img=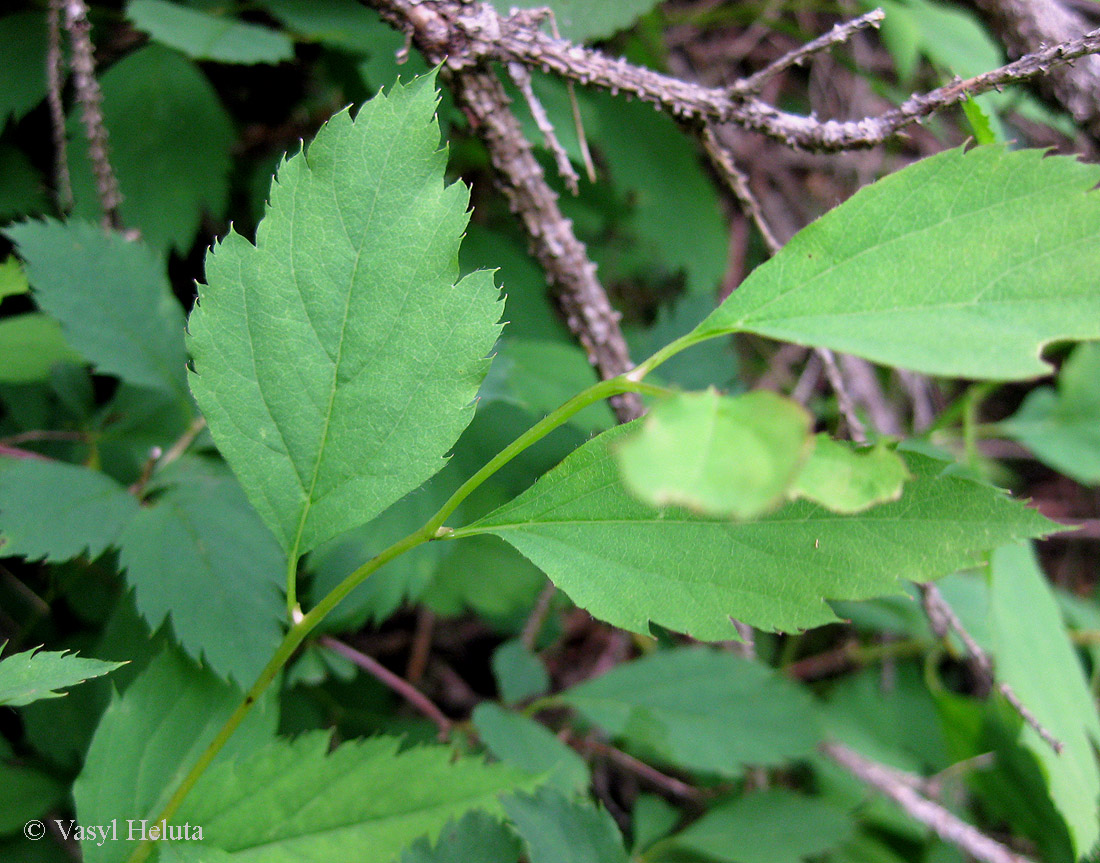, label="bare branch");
[47,0,72,212]
[700,124,782,255]
[919,583,1064,754]
[521,580,558,650]
[970,0,1100,138]
[506,61,580,194]
[404,1,1100,151]
[320,635,452,740]
[823,741,1037,863]
[734,9,886,95]
[63,0,122,229]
